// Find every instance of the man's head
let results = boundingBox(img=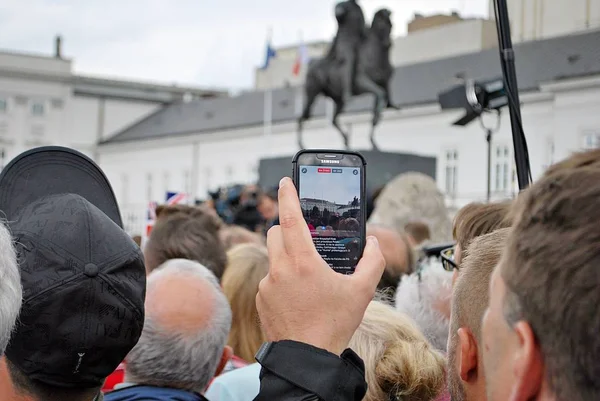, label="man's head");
[0,221,21,355]
[125,259,232,393]
[367,225,414,298]
[144,213,227,279]
[448,228,509,401]
[452,201,512,266]
[482,166,600,401]
[257,189,278,222]
[0,147,146,401]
